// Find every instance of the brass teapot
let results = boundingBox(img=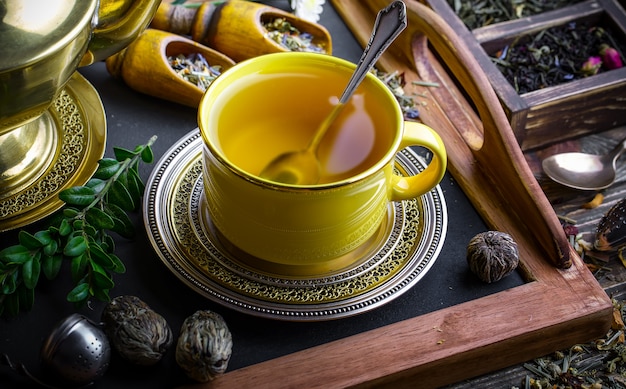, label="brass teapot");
[0,0,160,229]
